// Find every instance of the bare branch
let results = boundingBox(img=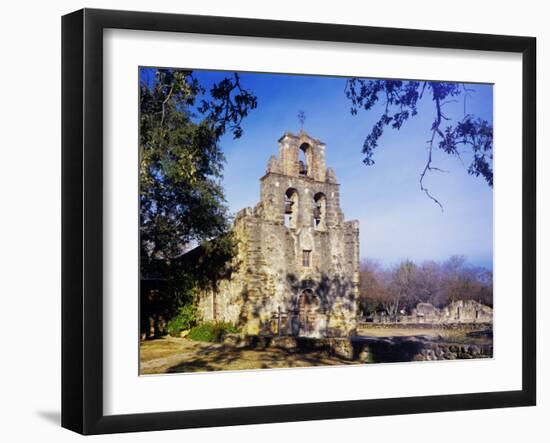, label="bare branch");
[420,149,444,211]
[462,83,474,115]
[440,99,459,107]
[420,104,445,211]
